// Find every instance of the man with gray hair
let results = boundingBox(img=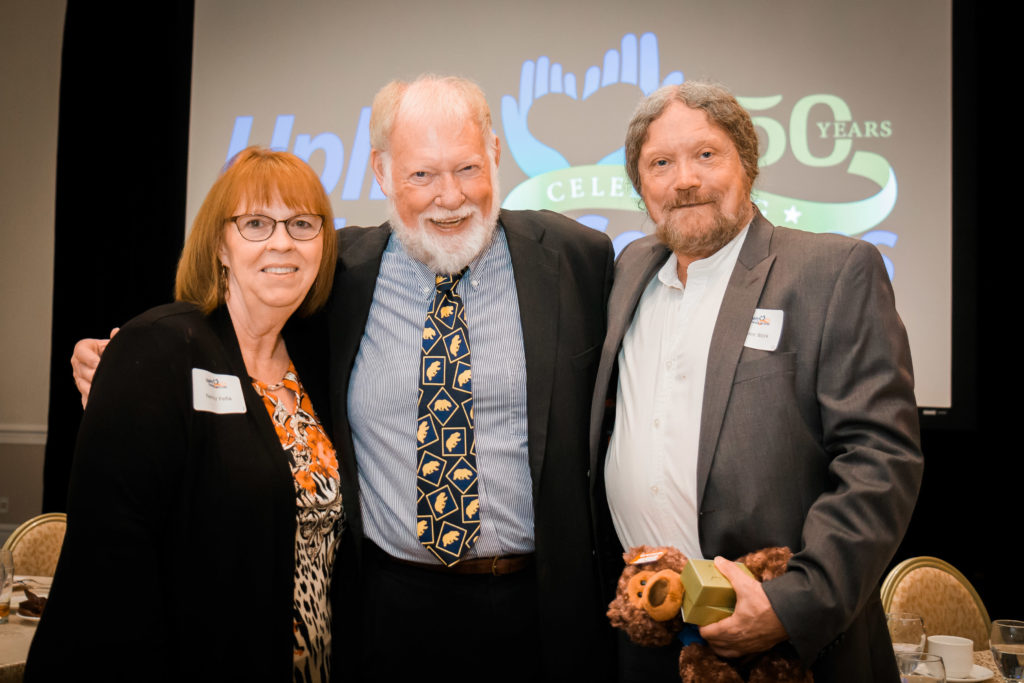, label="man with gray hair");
[589,81,923,680]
